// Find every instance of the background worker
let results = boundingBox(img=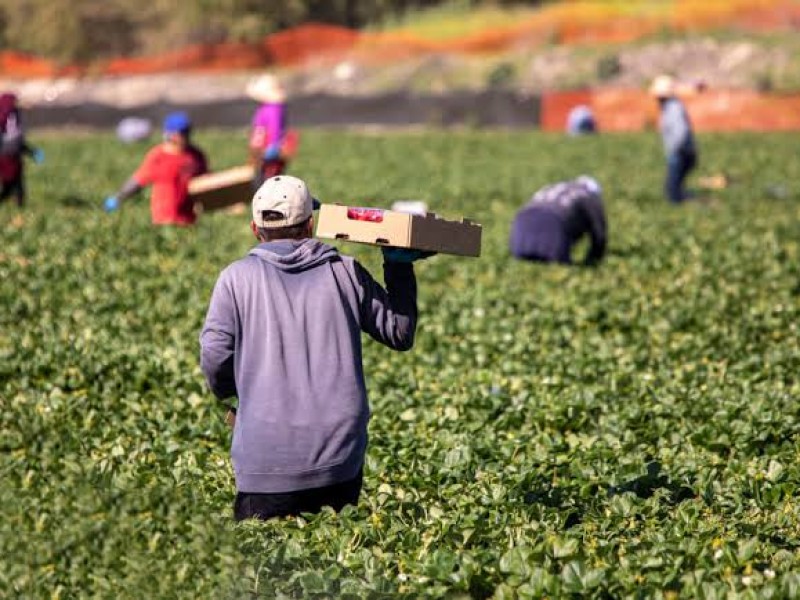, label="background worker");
[566,104,597,136]
[246,74,297,190]
[200,175,431,521]
[104,112,208,225]
[650,75,698,203]
[0,92,43,207]
[509,176,607,266]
